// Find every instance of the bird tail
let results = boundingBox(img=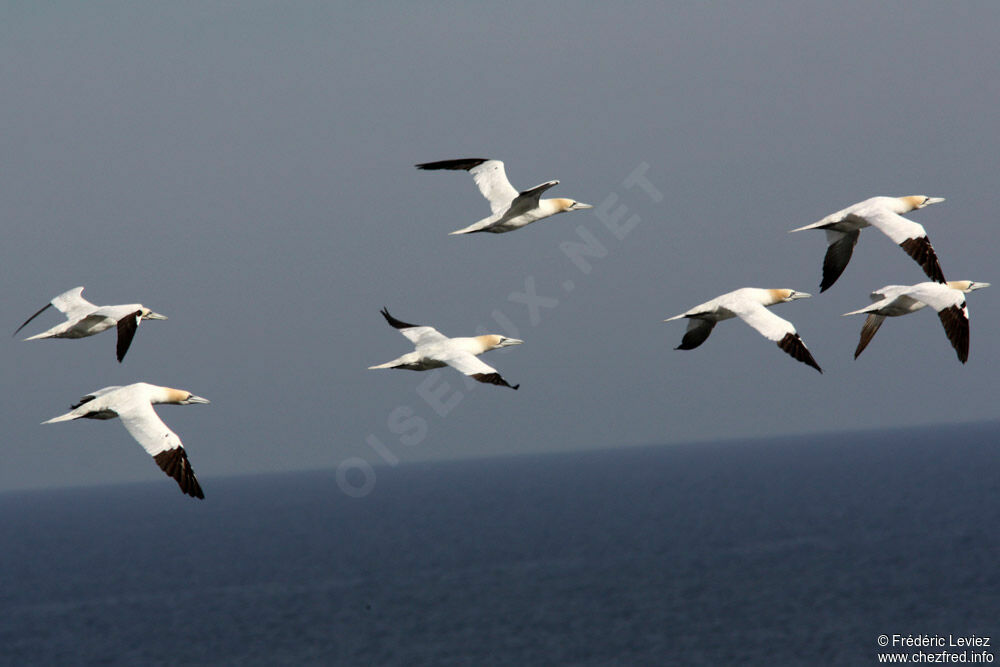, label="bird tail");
[42,411,79,424]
